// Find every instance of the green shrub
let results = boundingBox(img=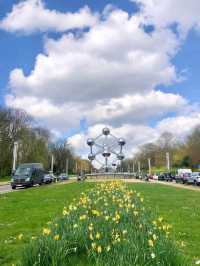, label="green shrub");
[21,181,188,266]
